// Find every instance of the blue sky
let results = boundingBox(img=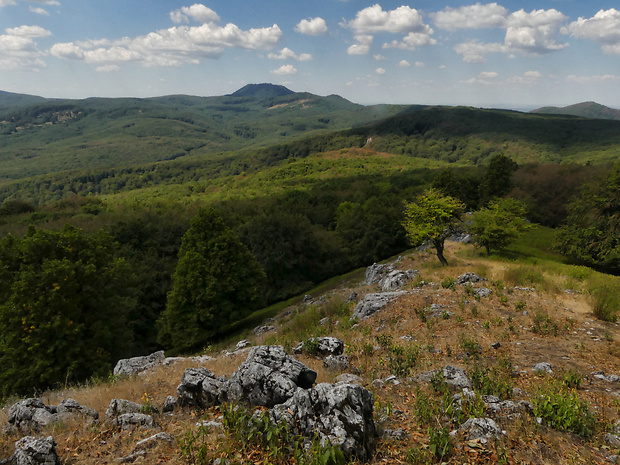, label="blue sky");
[1,1,620,108]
